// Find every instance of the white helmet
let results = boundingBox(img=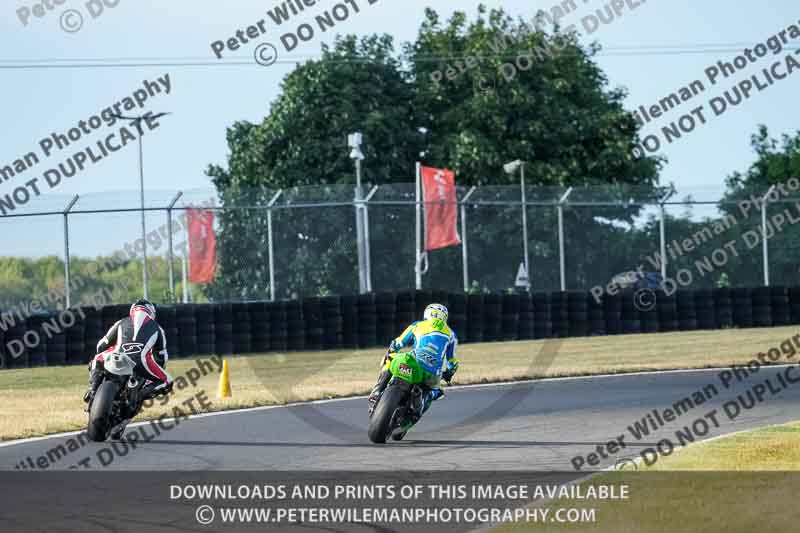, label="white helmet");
[423,303,448,323]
